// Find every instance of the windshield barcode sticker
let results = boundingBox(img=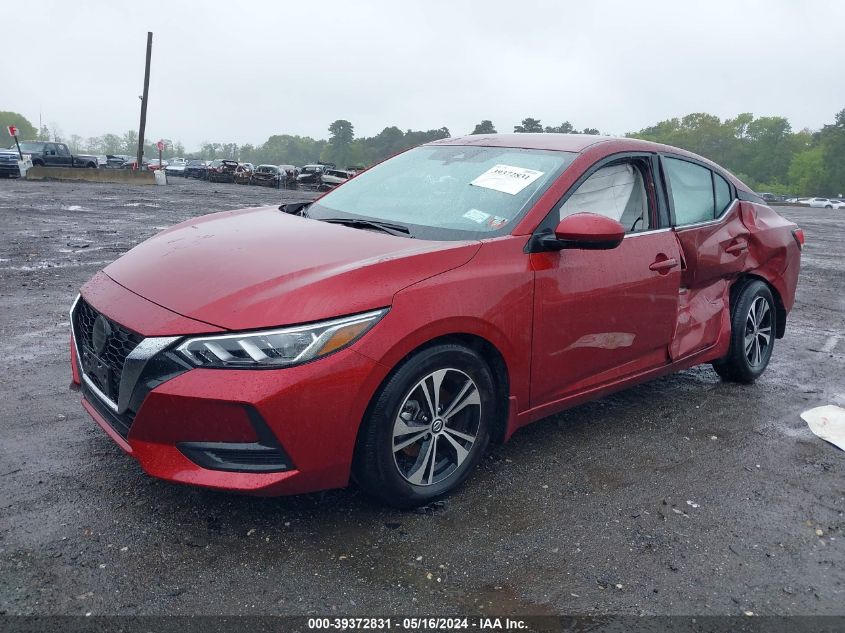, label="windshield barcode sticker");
[463,208,490,223]
[470,164,544,195]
